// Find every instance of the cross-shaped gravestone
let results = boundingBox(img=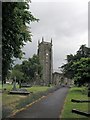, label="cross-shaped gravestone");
[12,77,17,91]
